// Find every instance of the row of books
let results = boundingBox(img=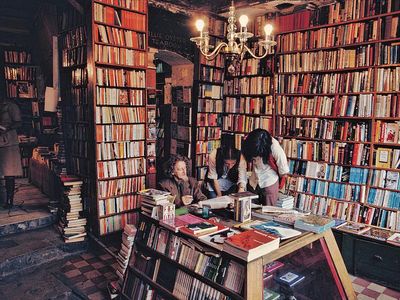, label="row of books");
[171,125,191,142]
[224,77,271,95]
[96,140,145,160]
[290,176,367,202]
[195,140,221,155]
[96,87,144,106]
[196,112,220,127]
[294,194,400,230]
[336,223,400,246]
[196,127,221,141]
[375,121,400,143]
[62,26,86,49]
[99,211,137,235]
[5,82,37,98]
[96,0,147,13]
[367,188,400,209]
[200,65,224,83]
[96,124,146,142]
[379,43,400,65]
[4,50,32,64]
[222,115,273,133]
[96,24,146,49]
[276,71,374,94]
[71,67,88,85]
[376,67,400,92]
[370,169,400,189]
[62,47,86,67]
[278,46,374,72]
[281,139,370,166]
[277,20,379,52]
[289,161,369,184]
[96,67,145,87]
[381,16,400,39]
[94,3,146,32]
[197,99,223,113]
[226,57,273,77]
[172,86,192,104]
[171,106,191,126]
[94,44,146,66]
[98,175,145,198]
[375,147,400,169]
[375,94,400,118]
[198,84,223,100]
[199,54,224,68]
[276,94,373,117]
[224,96,273,115]
[95,106,145,124]
[98,194,139,216]
[4,66,36,80]
[97,157,146,178]
[195,153,209,167]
